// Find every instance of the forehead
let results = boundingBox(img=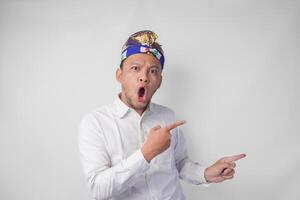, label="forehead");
[123,53,161,68]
